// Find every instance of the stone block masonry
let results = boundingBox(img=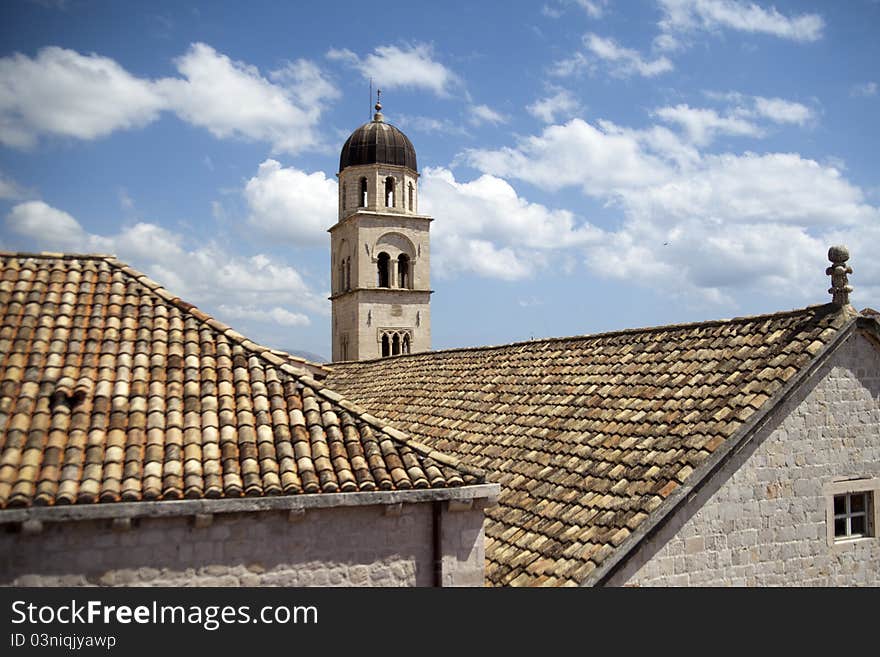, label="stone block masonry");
[440,504,486,587]
[1,502,487,587]
[610,331,880,586]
